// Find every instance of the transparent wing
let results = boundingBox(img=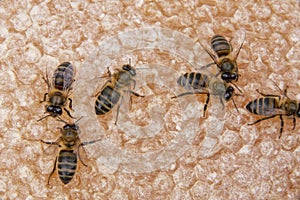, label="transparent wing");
[198,37,219,65]
[230,28,246,61]
[41,137,61,156]
[77,138,102,166]
[263,108,287,116]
